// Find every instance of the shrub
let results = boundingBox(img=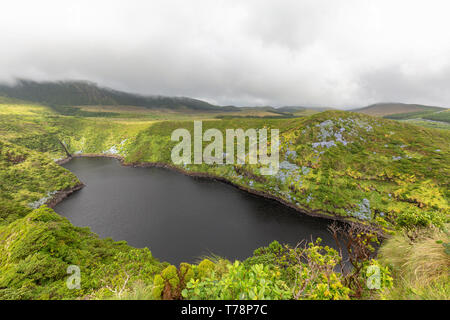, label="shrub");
[152,263,195,300]
[182,261,292,300]
[290,240,351,300]
[197,259,215,278]
[396,208,447,229]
